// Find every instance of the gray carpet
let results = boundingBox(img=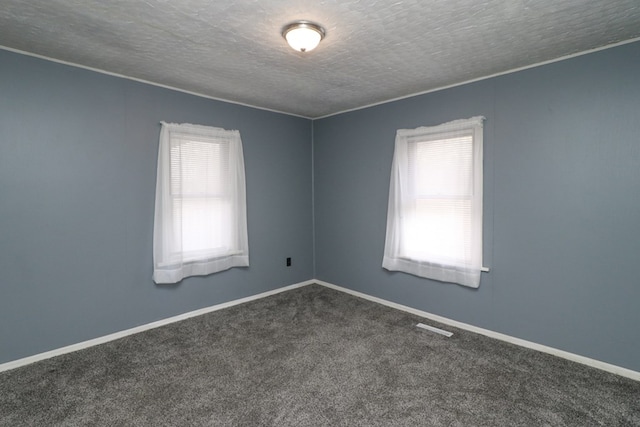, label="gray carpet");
[1,284,639,426]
